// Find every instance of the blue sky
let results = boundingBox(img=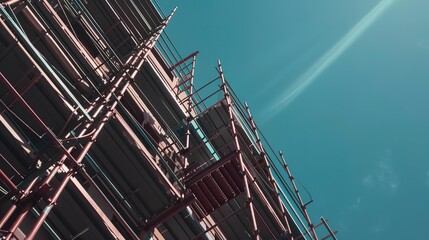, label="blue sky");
[159,1,429,239]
